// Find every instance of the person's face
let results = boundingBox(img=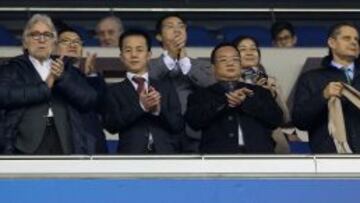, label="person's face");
[274,29,297,47]
[97,19,121,47]
[328,26,360,61]
[213,46,241,81]
[120,35,151,74]
[237,38,260,68]
[157,16,187,49]
[23,21,55,62]
[56,31,83,58]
